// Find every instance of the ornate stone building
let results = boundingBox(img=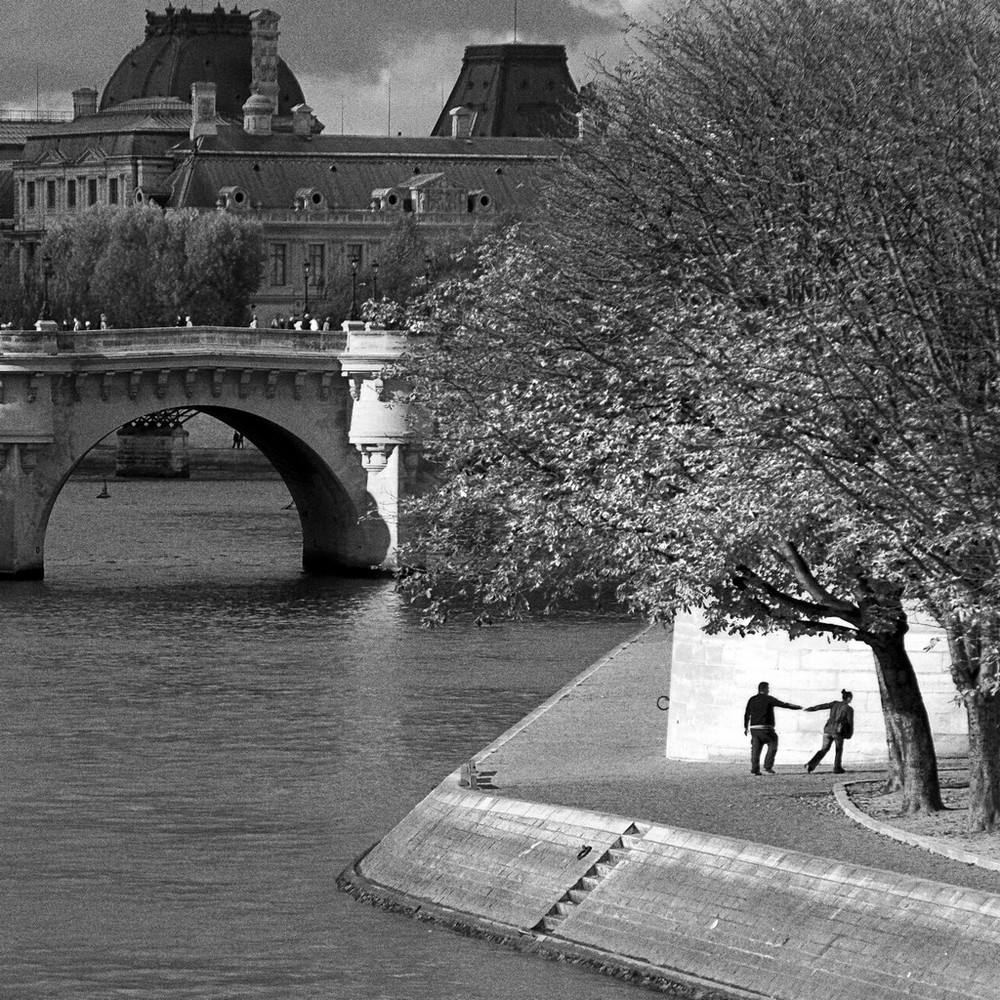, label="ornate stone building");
[3,5,578,325]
